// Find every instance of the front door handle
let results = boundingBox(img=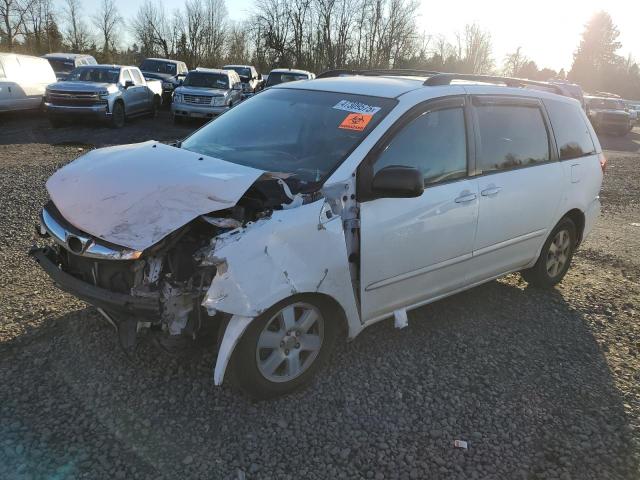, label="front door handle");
[454,193,477,203]
[481,186,502,196]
